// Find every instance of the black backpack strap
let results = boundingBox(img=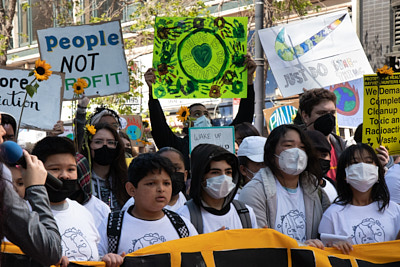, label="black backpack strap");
[232,200,252,229]
[107,209,125,254]
[163,209,190,238]
[185,199,203,234]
